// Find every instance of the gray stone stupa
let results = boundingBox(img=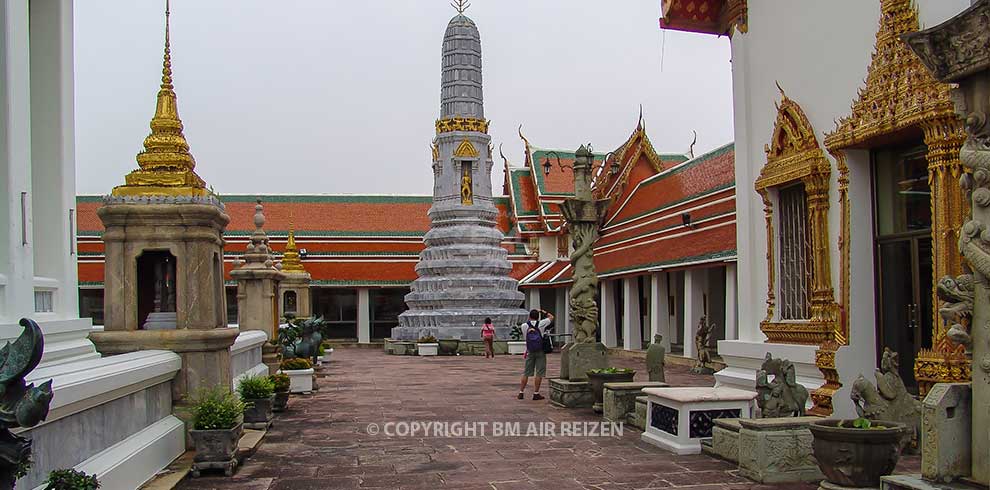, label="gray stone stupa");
[393,5,527,341]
